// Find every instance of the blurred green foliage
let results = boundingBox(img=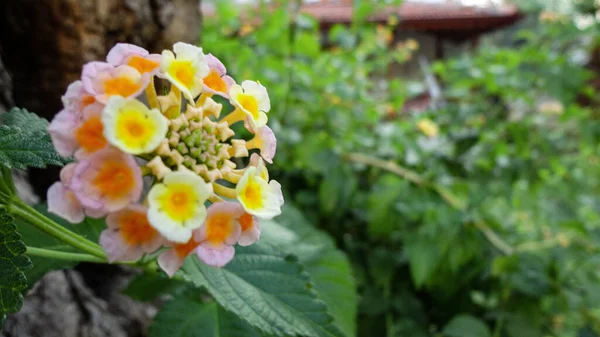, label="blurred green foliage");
[204,0,600,336]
